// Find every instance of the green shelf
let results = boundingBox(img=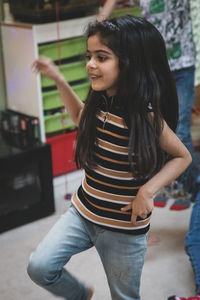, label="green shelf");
[44,112,75,133]
[42,81,90,110]
[39,36,86,61]
[41,60,88,88]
